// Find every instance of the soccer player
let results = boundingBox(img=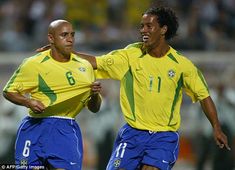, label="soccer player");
[3,20,102,170]
[79,7,231,170]
[37,7,230,170]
